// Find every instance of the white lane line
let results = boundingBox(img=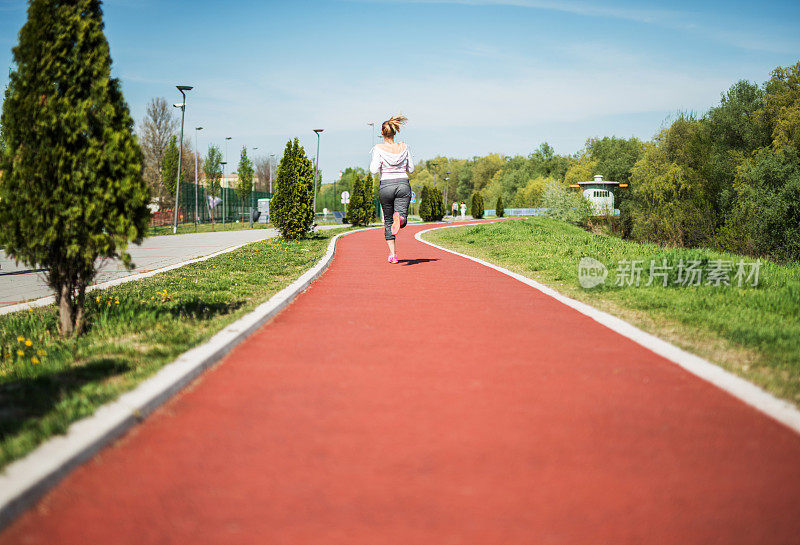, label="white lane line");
[416,224,800,436]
